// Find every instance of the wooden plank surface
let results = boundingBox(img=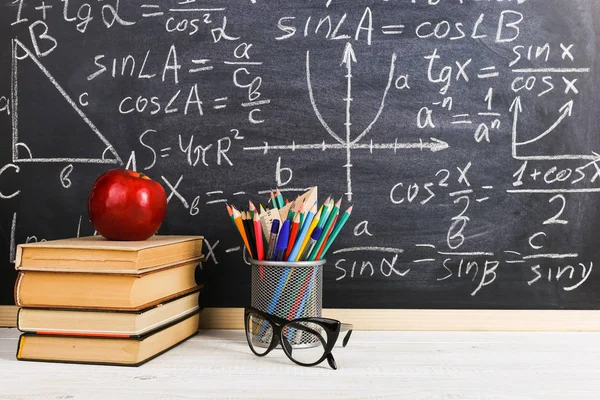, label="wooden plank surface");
[200,308,600,331]
[4,305,600,330]
[1,328,599,399]
[0,306,17,327]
